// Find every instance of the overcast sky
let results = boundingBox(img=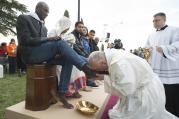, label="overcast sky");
[1,0,179,50]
